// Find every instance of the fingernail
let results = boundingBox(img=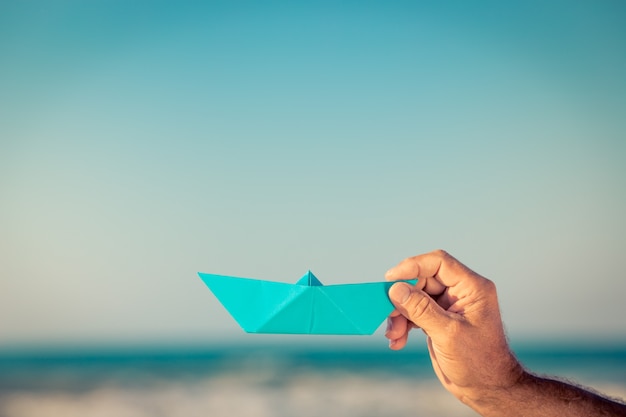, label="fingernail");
[389,338,397,348]
[389,283,411,304]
